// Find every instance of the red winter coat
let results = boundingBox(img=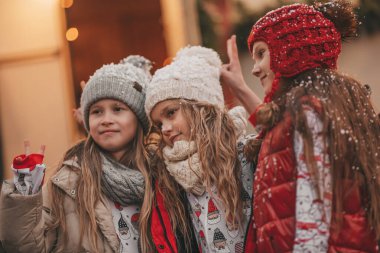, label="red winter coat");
[244,100,378,253]
[150,180,199,253]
